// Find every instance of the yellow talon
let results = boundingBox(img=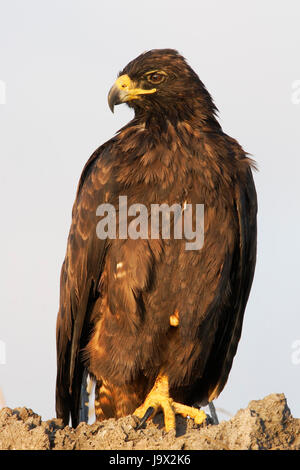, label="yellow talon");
[134,373,206,432]
[172,402,206,424]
